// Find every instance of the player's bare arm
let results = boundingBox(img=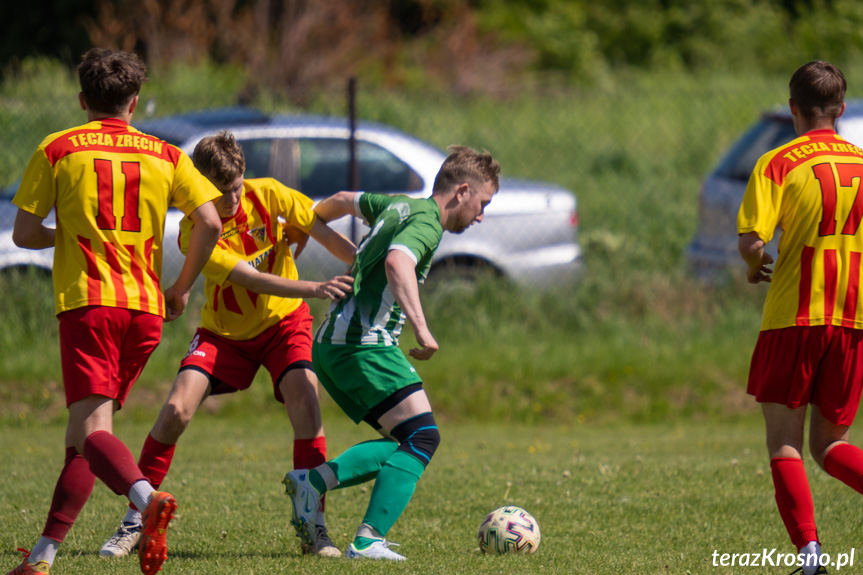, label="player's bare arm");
[164,200,221,321]
[226,260,353,301]
[308,219,356,264]
[385,249,438,360]
[738,231,774,284]
[12,209,55,249]
[313,191,360,222]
